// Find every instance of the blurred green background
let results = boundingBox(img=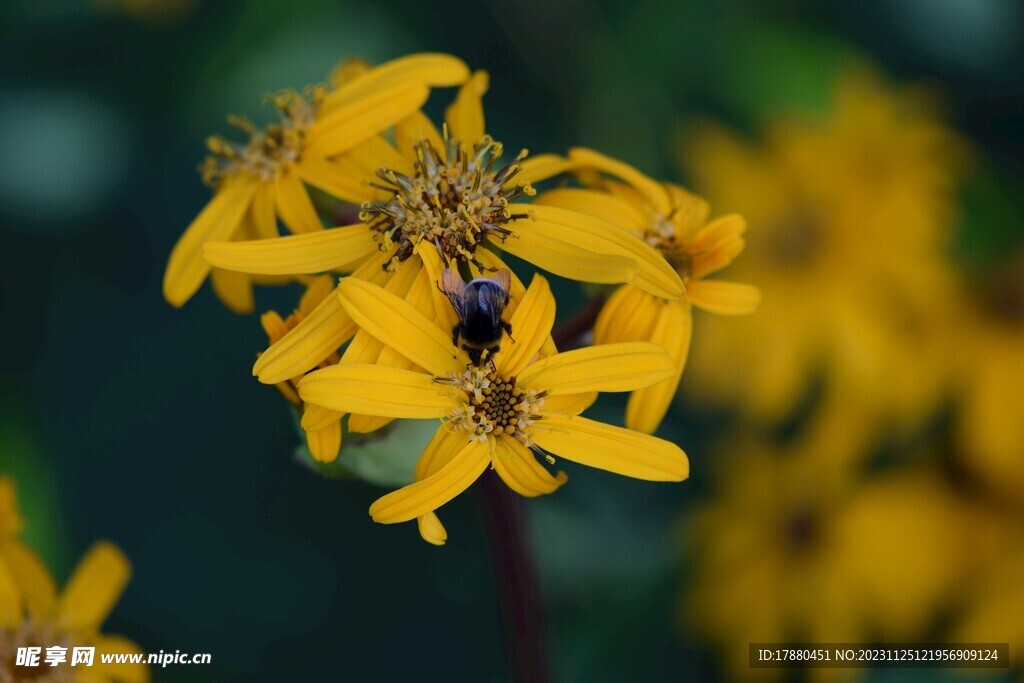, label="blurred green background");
[2,0,1024,681]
